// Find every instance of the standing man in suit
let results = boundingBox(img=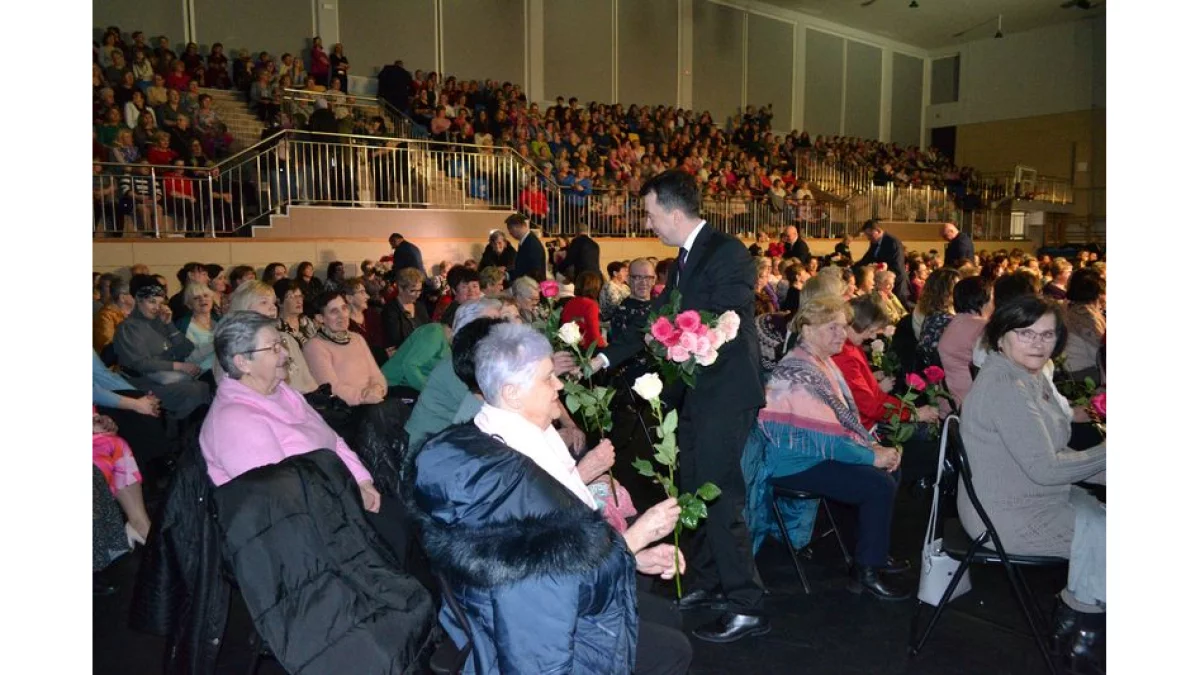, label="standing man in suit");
[389,232,425,278]
[591,170,768,643]
[941,221,975,268]
[856,220,911,304]
[561,228,601,281]
[506,213,546,282]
